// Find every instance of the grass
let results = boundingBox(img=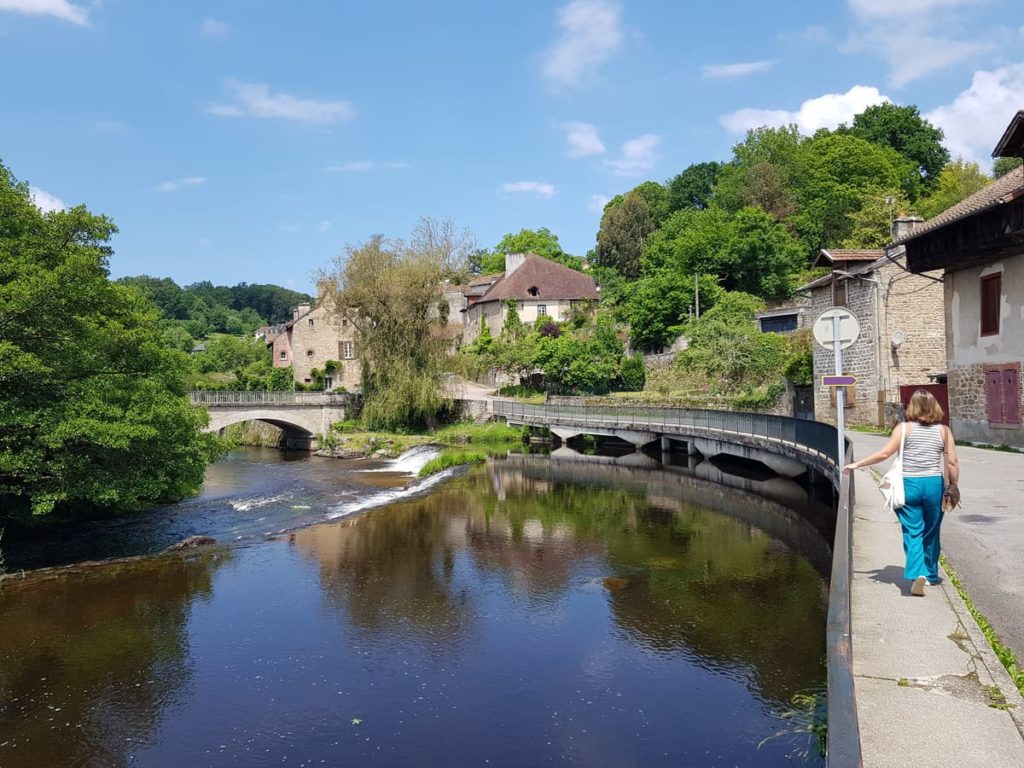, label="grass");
[418,449,488,478]
[954,439,1024,454]
[324,420,526,459]
[848,424,892,436]
[759,687,827,761]
[941,554,1024,699]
